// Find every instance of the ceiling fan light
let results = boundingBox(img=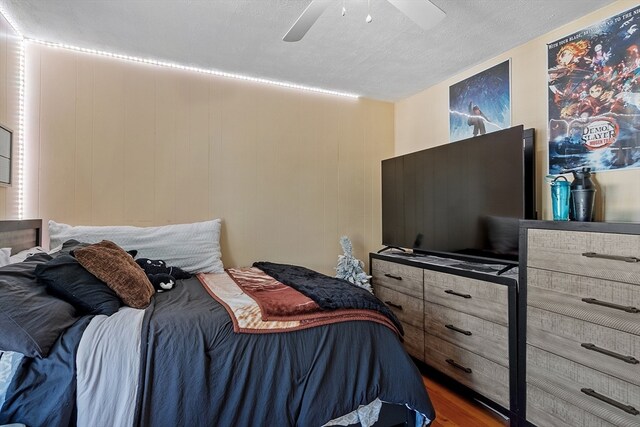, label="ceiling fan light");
[284,0,445,42]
